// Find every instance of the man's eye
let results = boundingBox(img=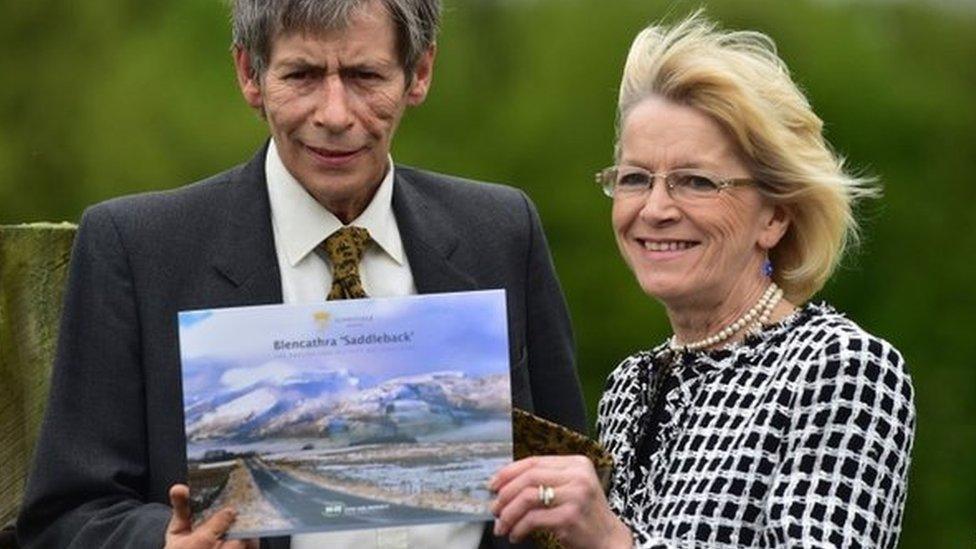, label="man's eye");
[354,70,382,81]
[285,70,310,80]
